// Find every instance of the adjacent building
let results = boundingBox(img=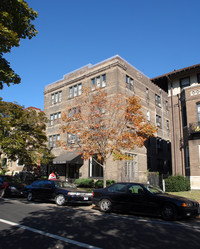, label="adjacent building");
[152,64,200,189]
[44,55,171,183]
